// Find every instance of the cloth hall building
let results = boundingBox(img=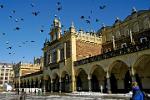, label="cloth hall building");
[14,9,150,94]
